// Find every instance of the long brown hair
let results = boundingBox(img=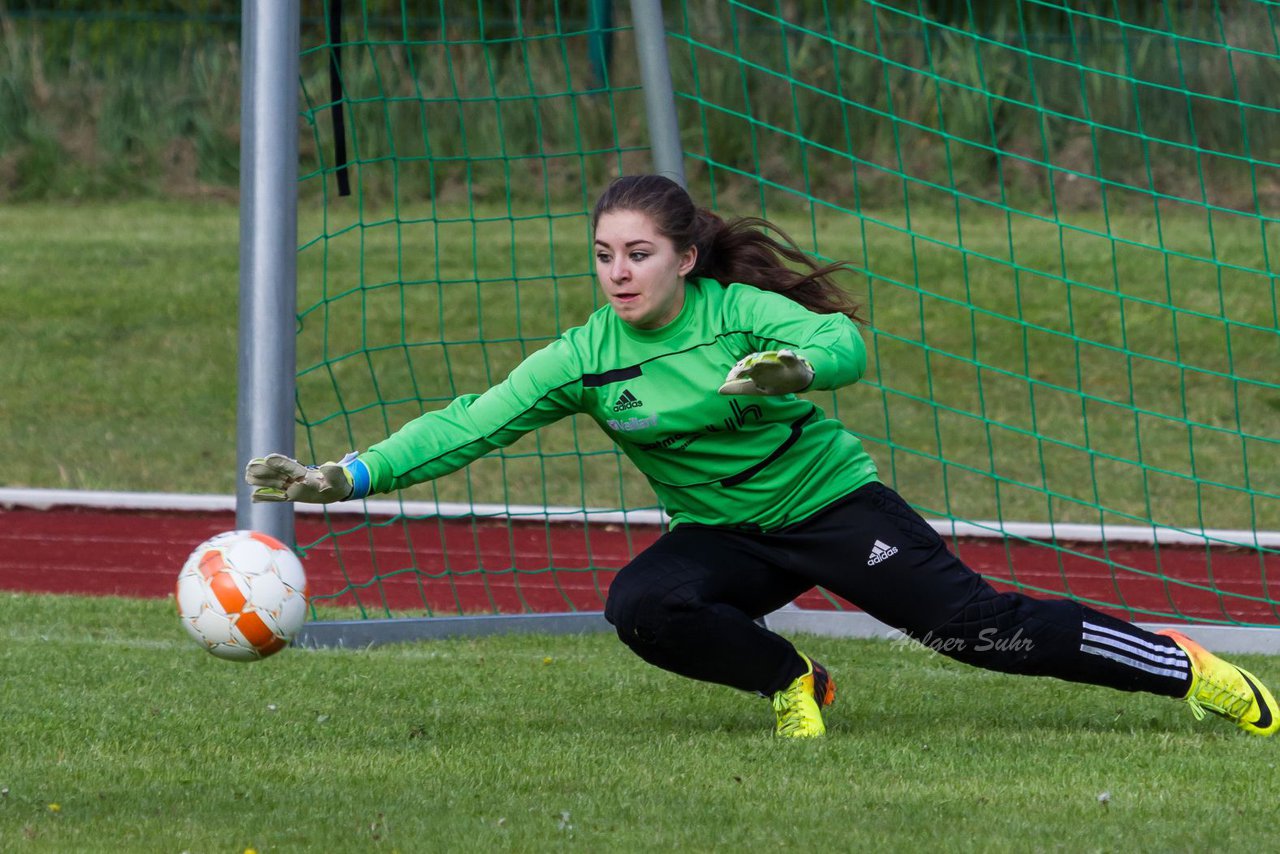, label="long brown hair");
[591,174,865,323]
